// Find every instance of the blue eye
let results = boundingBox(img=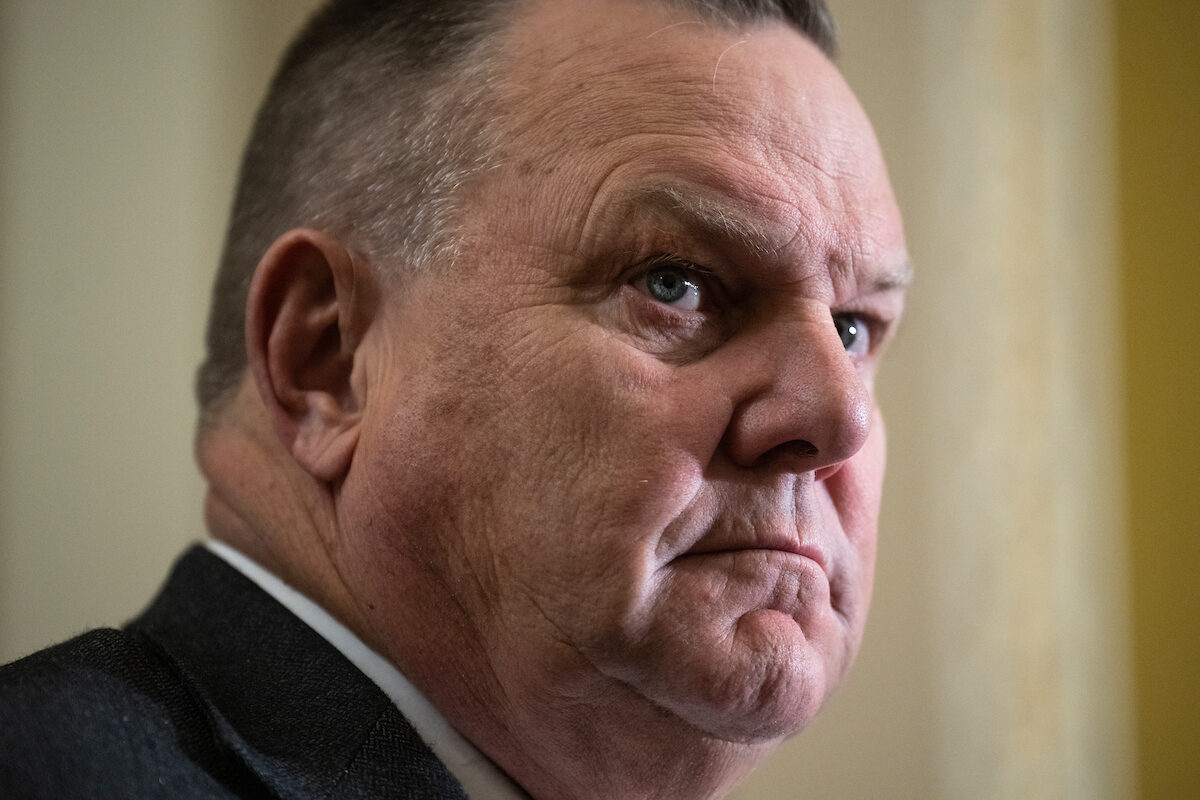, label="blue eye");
[833,313,870,355]
[640,265,702,311]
